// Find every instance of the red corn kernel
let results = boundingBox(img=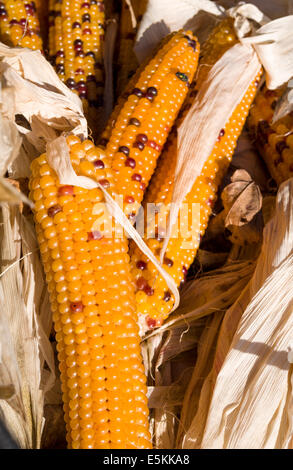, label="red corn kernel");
[125,195,135,204]
[146,317,157,329]
[136,261,147,270]
[125,158,136,168]
[163,291,171,302]
[144,285,154,296]
[48,204,62,217]
[99,179,110,188]
[163,257,173,267]
[131,173,142,182]
[94,159,105,169]
[58,185,74,196]
[136,277,147,290]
